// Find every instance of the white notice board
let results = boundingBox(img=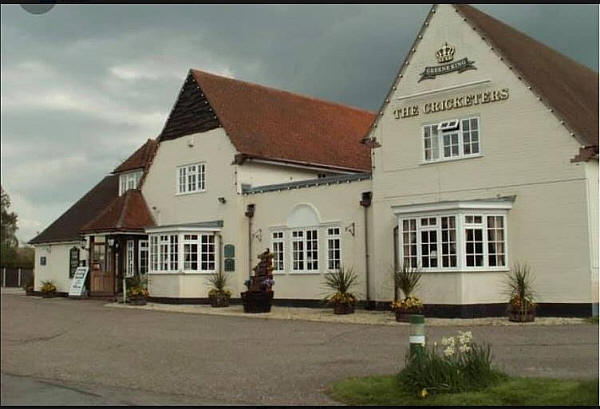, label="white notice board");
[68,266,89,297]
